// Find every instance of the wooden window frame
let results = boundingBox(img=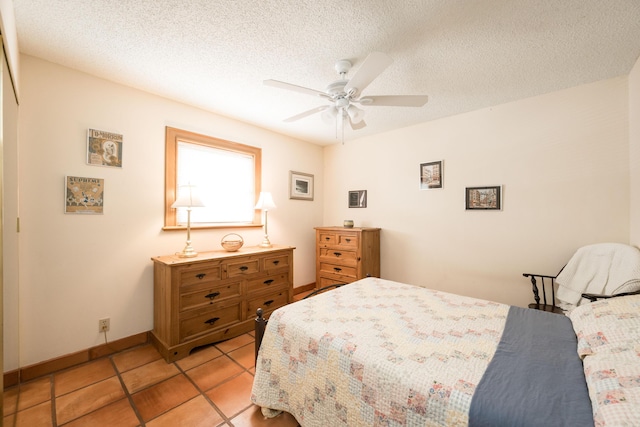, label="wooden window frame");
[164,126,262,230]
